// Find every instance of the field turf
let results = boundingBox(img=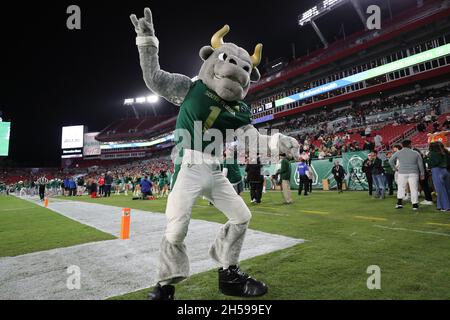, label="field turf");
[61,191,450,300]
[0,196,115,257]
